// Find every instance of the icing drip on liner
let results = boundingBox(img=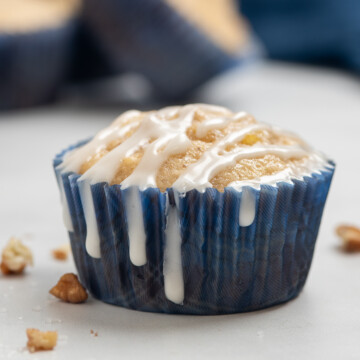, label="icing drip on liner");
[125,187,147,266]
[164,194,184,304]
[78,181,100,258]
[239,188,256,227]
[56,104,330,305]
